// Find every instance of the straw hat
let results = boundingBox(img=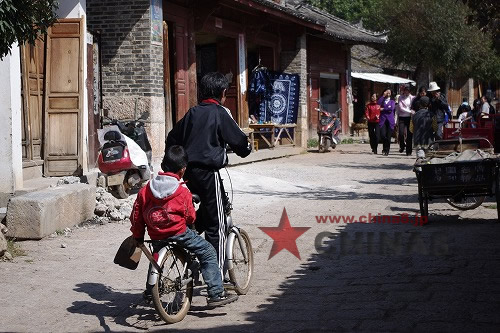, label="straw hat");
[428,81,440,92]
